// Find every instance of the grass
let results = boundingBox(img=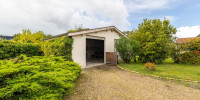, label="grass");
[119,58,200,82]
